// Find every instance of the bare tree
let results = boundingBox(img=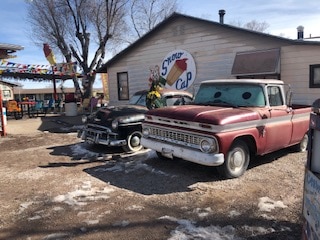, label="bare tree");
[243,20,269,33]
[129,0,177,39]
[229,20,270,33]
[26,0,128,98]
[26,0,178,98]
